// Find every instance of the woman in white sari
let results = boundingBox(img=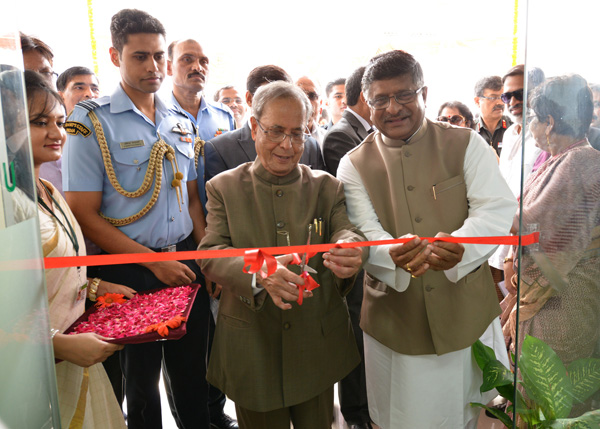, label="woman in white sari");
[25,70,135,428]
